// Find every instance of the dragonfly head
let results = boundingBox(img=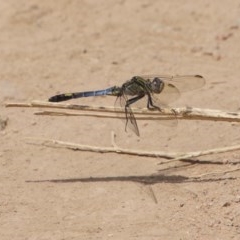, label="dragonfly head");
[150,77,164,94]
